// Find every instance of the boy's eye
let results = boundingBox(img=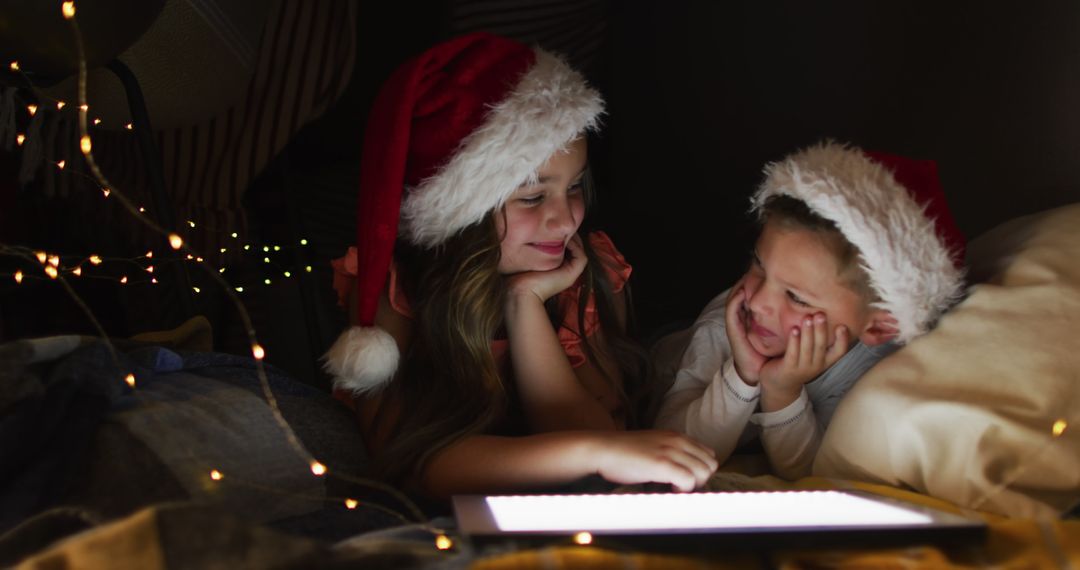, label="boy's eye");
[787,291,810,307]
